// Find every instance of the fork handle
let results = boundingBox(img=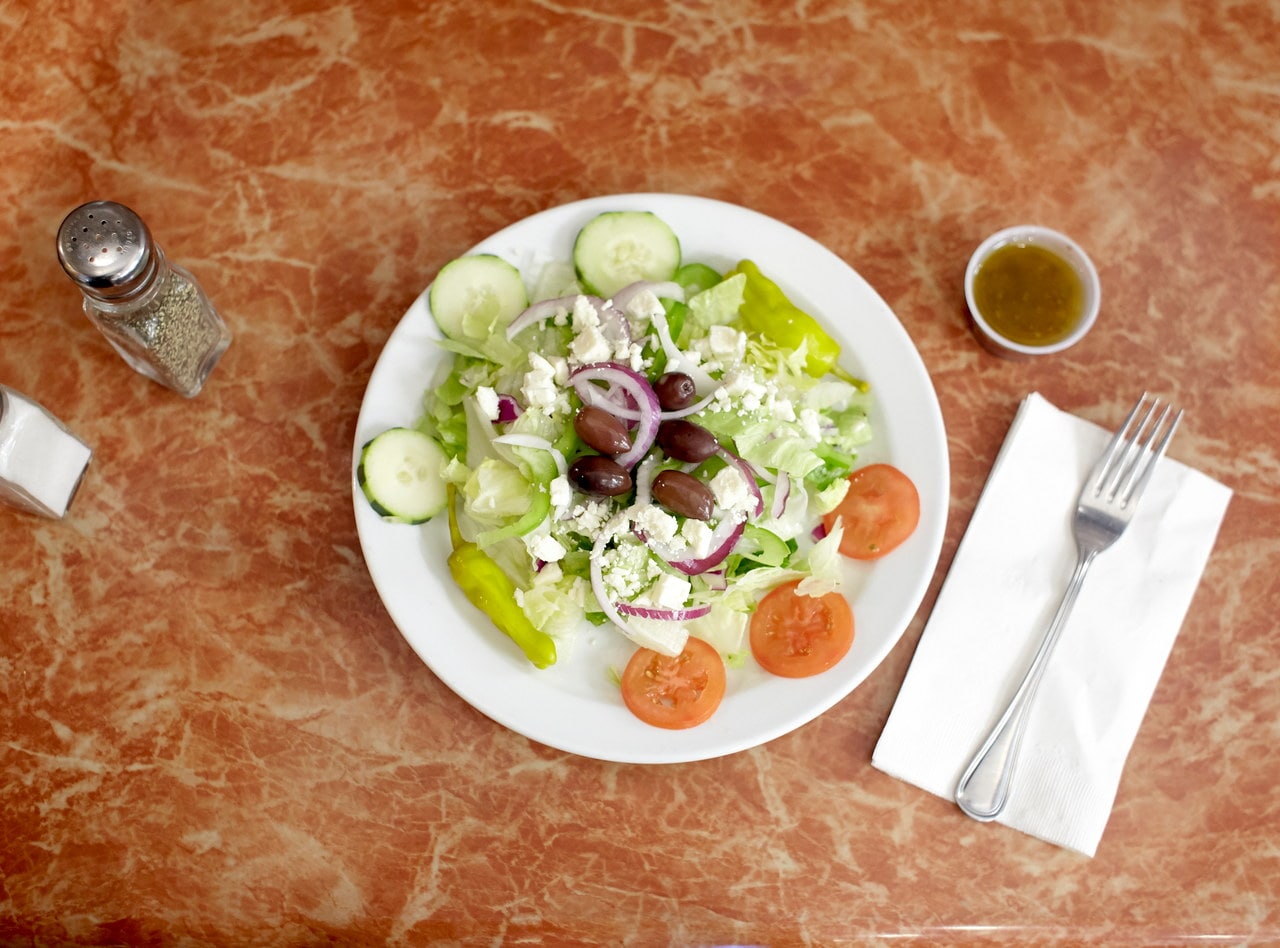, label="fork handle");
[954,549,1098,821]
